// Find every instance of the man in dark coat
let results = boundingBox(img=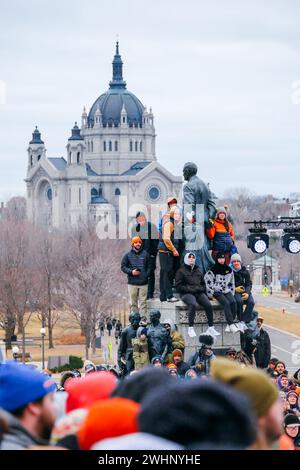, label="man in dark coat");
[182,162,216,273]
[131,211,159,299]
[121,236,150,316]
[117,312,141,375]
[188,334,215,376]
[147,310,172,362]
[230,253,255,325]
[254,316,271,369]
